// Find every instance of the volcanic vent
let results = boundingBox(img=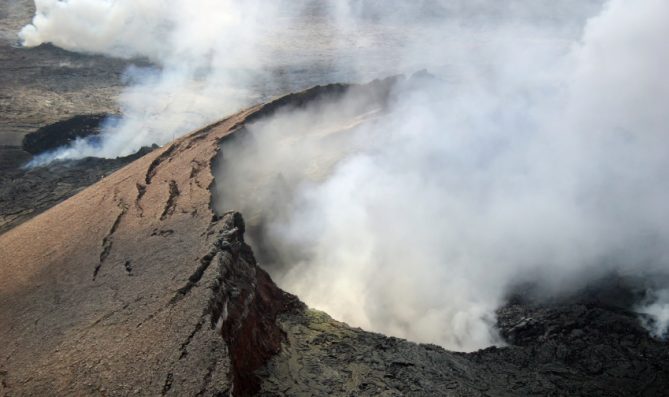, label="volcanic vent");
[1,80,668,396]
